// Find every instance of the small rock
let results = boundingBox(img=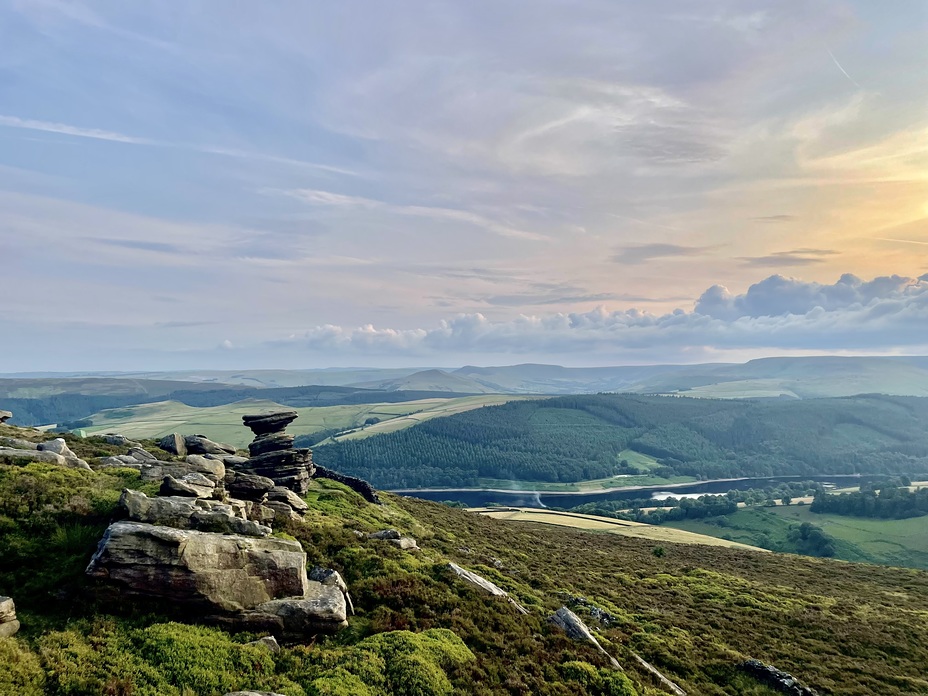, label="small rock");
[184,434,237,456]
[99,433,142,448]
[128,447,158,462]
[739,659,819,696]
[267,486,308,512]
[0,410,12,424]
[263,500,301,522]
[226,471,276,501]
[368,529,401,540]
[0,596,19,638]
[245,635,280,652]
[97,455,151,470]
[160,473,216,498]
[548,607,620,668]
[447,562,528,614]
[158,433,187,457]
[390,537,419,551]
